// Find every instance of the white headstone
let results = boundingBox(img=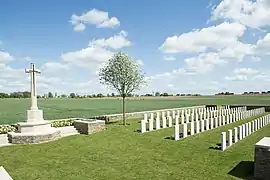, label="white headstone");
[162,117,167,128]
[183,123,187,138]
[156,112,160,120]
[181,115,185,124]
[234,127,238,143]
[210,118,214,129]
[196,121,200,133]
[242,124,246,138]
[155,116,160,130]
[190,121,194,135]
[186,114,190,123]
[175,115,179,125]
[248,122,252,134]
[174,124,179,140]
[162,111,165,118]
[0,167,12,180]
[215,117,218,128]
[205,119,209,130]
[255,119,258,131]
[246,123,249,136]
[218,116,222,126]
[191,113,194,122]
[149,118,154,131]
[141,120,146,133]
[228,129,232,146]
[238,126,242,140]
[201,120,205,132]
[221,132,226,151]
[222,115,226,125]
[168,116,173,127]
[144,113,148,121]
[167,111,170,118]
